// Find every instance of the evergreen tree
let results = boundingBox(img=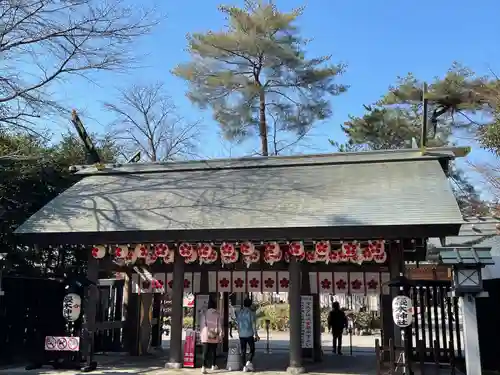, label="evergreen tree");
[331,64,490,215]
[173,0,347,155]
